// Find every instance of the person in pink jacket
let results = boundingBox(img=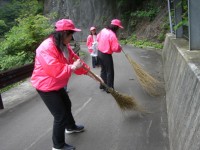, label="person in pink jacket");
[86,26,99,68]
[97,19,123,93]
[31,19,97,150]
